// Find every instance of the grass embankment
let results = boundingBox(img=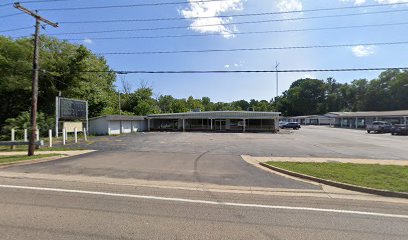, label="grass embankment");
[0,154,61,165]
[266,162,408,193]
